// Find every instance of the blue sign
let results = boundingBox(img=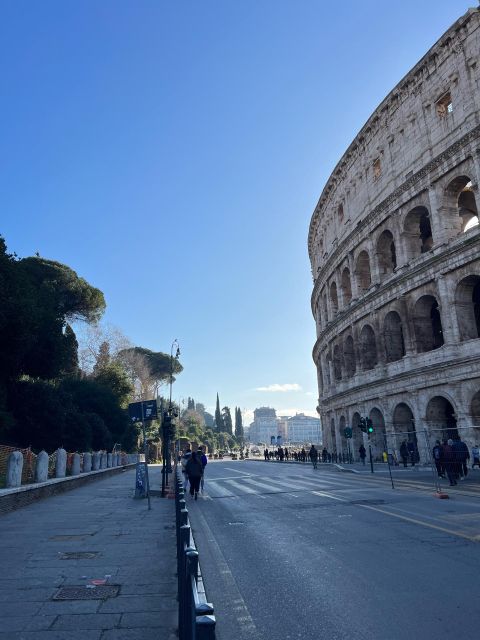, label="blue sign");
[128,400,158,422]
